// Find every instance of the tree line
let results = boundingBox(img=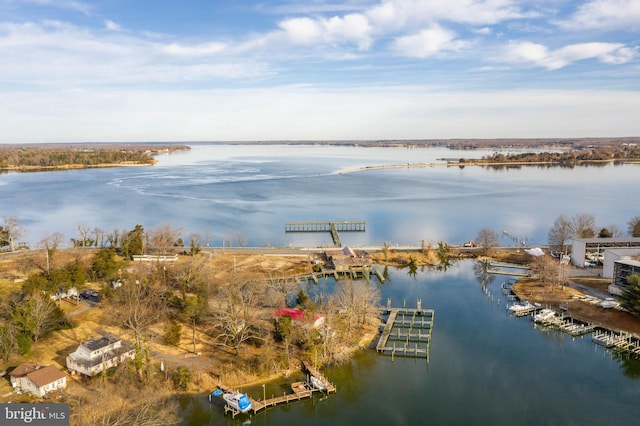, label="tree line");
[0,144,190,170]
[477,145,640,165]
